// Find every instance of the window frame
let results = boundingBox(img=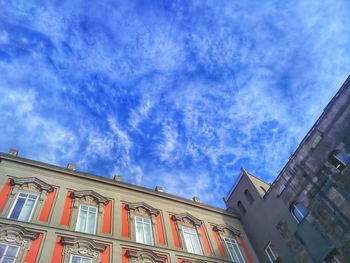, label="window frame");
[224,237,246,263]
[264,242,278,263]
[7,191,38,222]
[0,242,20,263]
[290,202,308,223]
[181,226,203,255]
[134,215,154,246]
[75,204,98,234]
[69,254,93,263]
